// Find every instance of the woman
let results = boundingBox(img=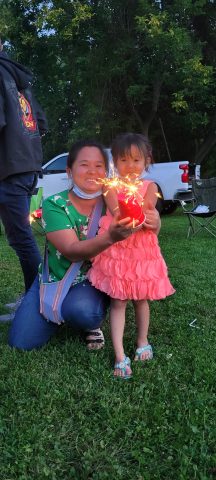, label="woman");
[8,139,160,351]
